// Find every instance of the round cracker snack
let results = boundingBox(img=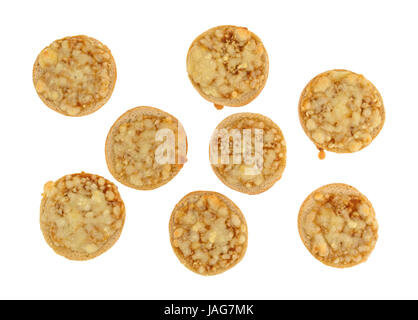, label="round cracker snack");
[33,35,117,116]
[105,106,187,190]
[187,25,269,109]
[298,69,385,159]
[210,113,286,194]
[298,183,378,268]
[40,173,125,260]
[169,191,248,276]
